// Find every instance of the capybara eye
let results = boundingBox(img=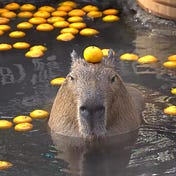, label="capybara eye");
[111,76,116,83]
[68,75,74,81]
